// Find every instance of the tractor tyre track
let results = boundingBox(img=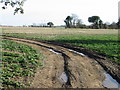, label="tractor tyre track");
[3,37,106,88]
